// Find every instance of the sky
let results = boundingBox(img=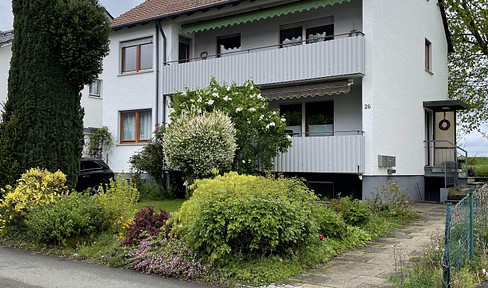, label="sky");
[0,0,487,157]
